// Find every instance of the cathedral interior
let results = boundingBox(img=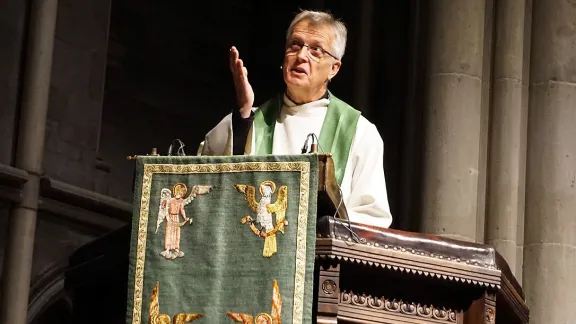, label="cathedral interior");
[1,0,575,323]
